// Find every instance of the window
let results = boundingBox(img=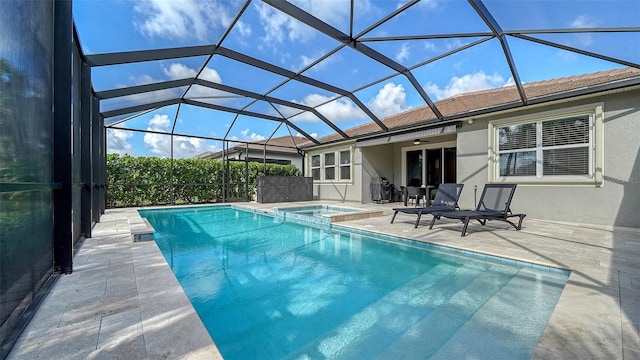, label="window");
[339,150,351,180]
[308,148,352,182]
[489,104,603,184]
[311,154,320,180]
[324,153,335,180]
